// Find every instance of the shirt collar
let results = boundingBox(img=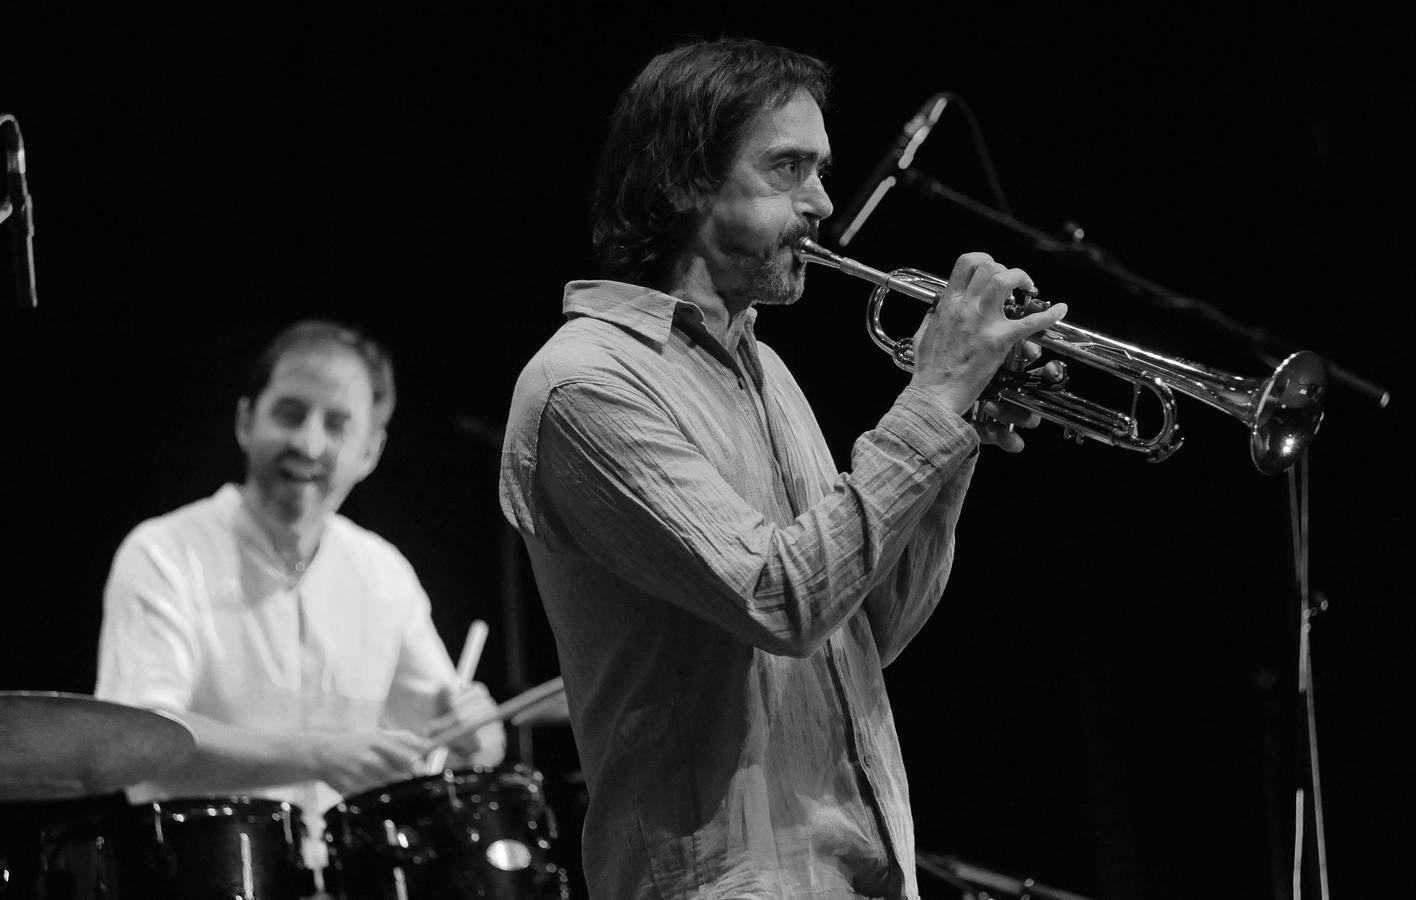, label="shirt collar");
[562,280,757,348]
[223,483,324,583]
